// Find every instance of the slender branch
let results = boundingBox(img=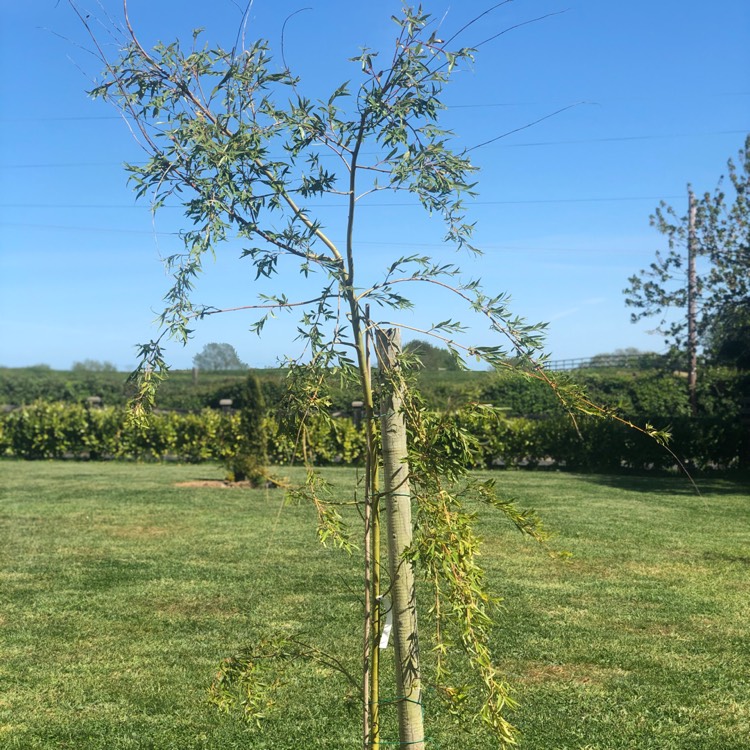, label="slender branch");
[346,113,369,289]
[281,8,312,72]
[467,102,585,152]
[441,0,514,48]
[474,10,569,50]
[199,294,331,316]
[69,3,160,157]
